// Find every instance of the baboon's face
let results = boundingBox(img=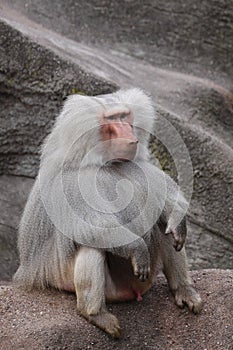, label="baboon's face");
[100,108,138,162]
